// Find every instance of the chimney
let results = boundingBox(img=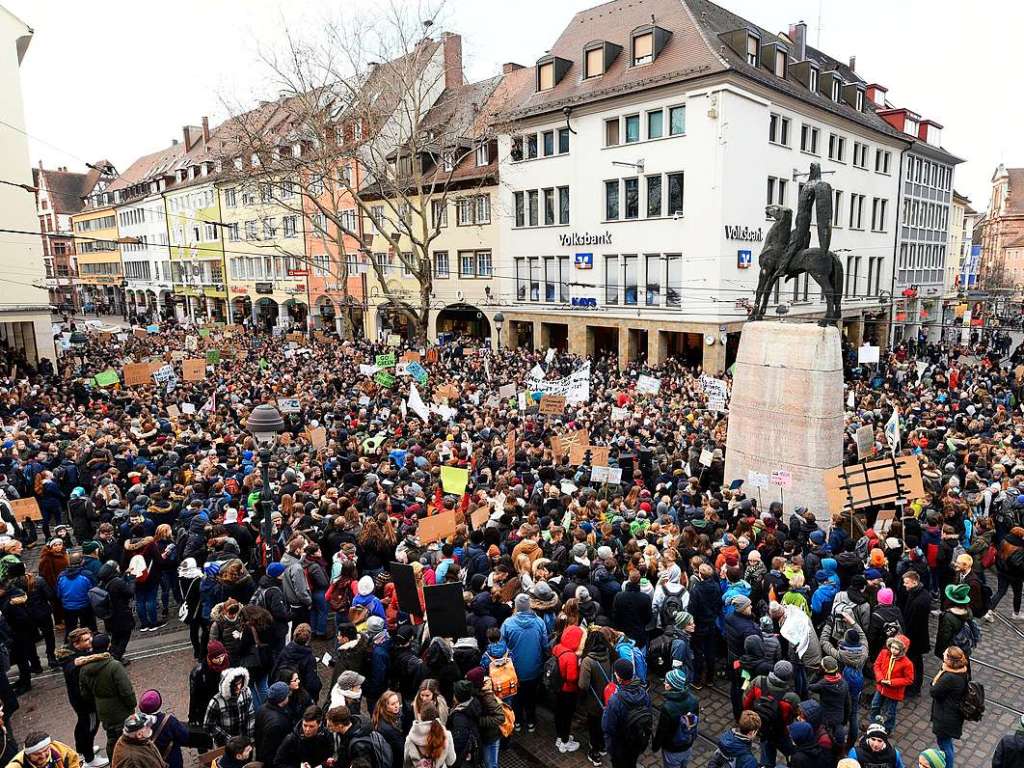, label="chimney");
[171,139,179,145]
[442,32,464,89]
[202,116,210,143]
[182,125,194,151]
[788,21,806,61]
[848,55,857,72]
[502,62,524,74]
